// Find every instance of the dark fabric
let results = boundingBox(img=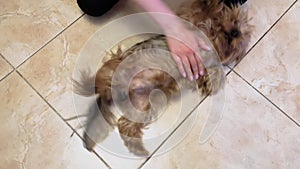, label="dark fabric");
[77,0,247,17]
[222,0,247,7]
[77,0,119,17]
